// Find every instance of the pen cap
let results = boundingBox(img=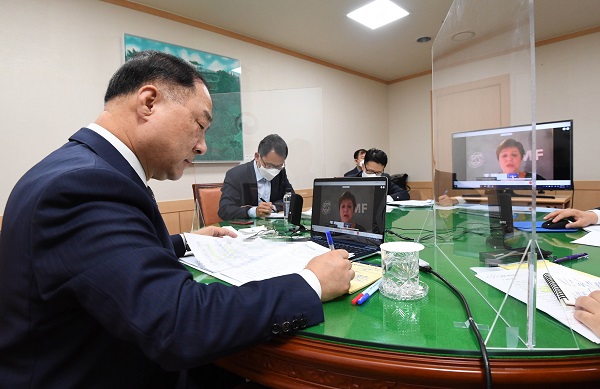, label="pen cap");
[379,242,428,301]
